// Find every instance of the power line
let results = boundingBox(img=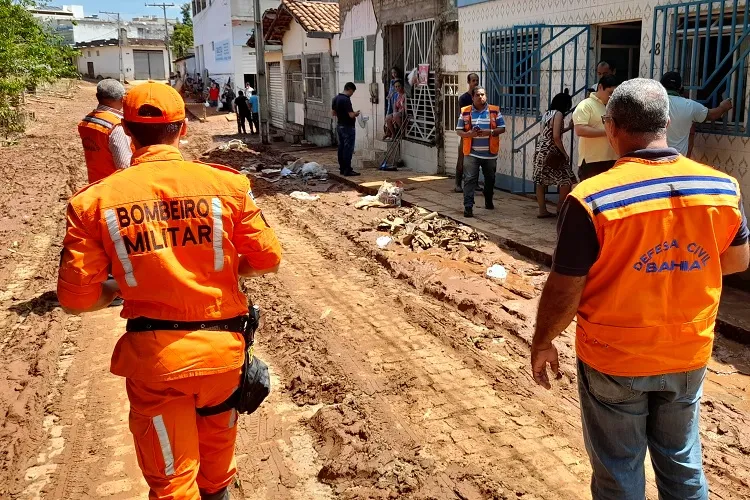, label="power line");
[145,3,175,75]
